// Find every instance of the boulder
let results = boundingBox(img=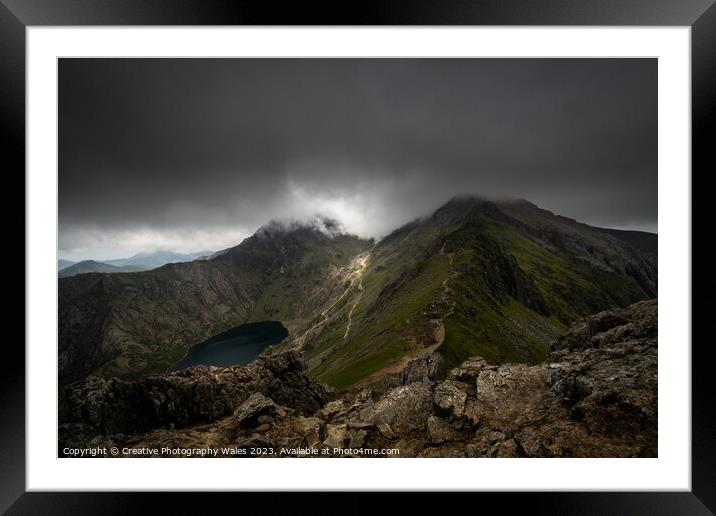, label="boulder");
[362,383,434,435]
[433,381,468,420]
[400,353,448,384]
[59,351,332,436]
[323,424,348,448]
[427,416,461,444]
[294,416,323,448]
[233,392,276,429]
[59,301,658,459]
